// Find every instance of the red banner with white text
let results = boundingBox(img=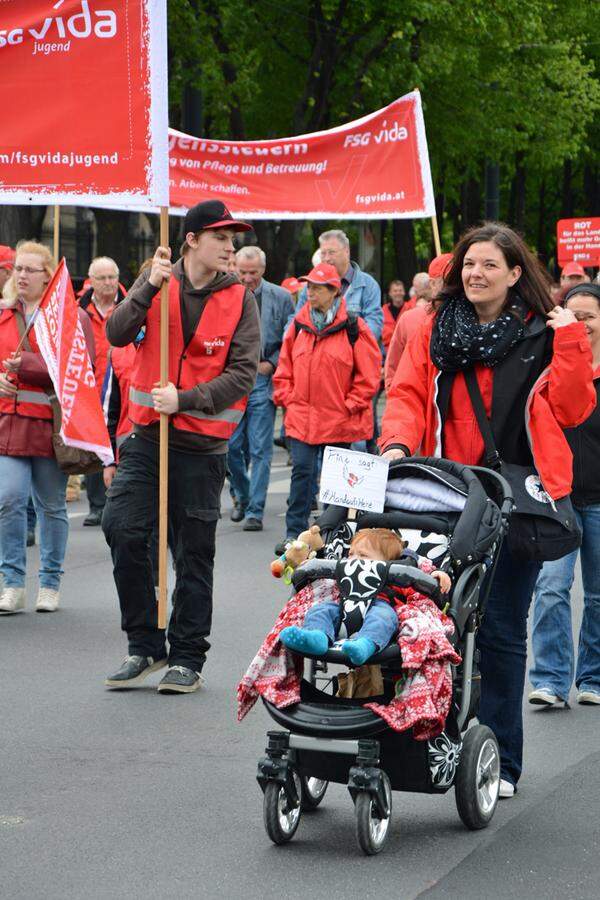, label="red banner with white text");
[33,260,114,466]
[0,0,168,208]
[168,92,435,219]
